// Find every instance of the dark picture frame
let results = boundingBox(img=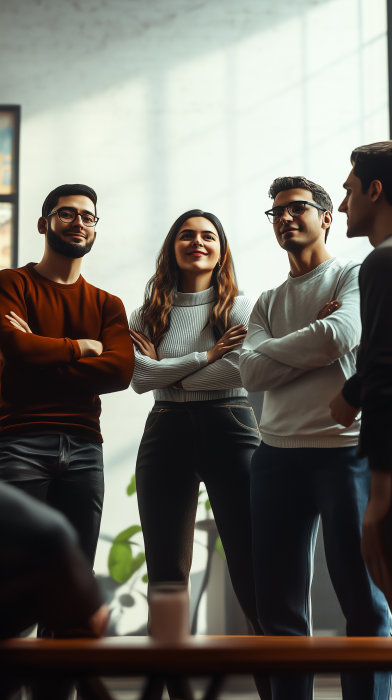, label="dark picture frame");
[0,105,21,269]
[388,1,392,137]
